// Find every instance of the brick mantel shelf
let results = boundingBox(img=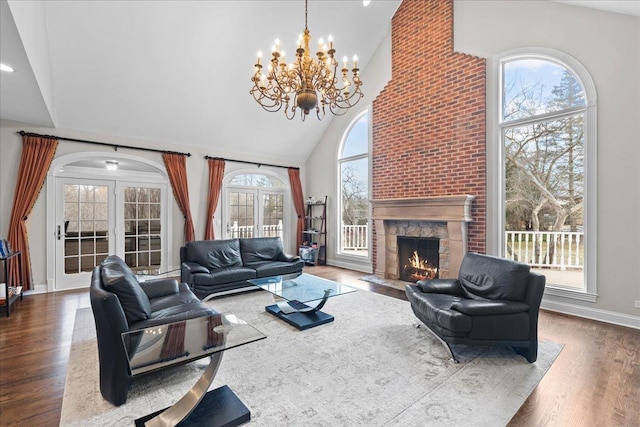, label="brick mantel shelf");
[371,195,475,279]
